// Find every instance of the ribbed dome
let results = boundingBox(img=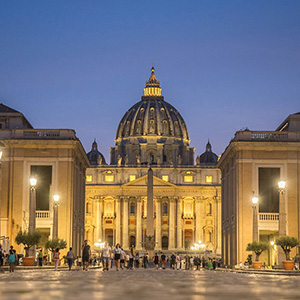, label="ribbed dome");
[115,68,189,141]
[199,141,218,166]
[87,140,107,165]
